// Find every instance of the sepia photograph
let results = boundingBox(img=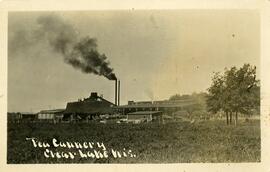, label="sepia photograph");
[6,9,261,164]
